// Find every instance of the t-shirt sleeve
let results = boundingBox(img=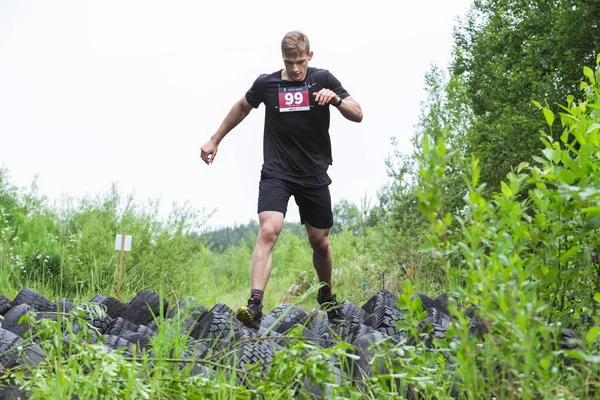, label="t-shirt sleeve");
[245,74,268,108]
[324,70,350,99]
